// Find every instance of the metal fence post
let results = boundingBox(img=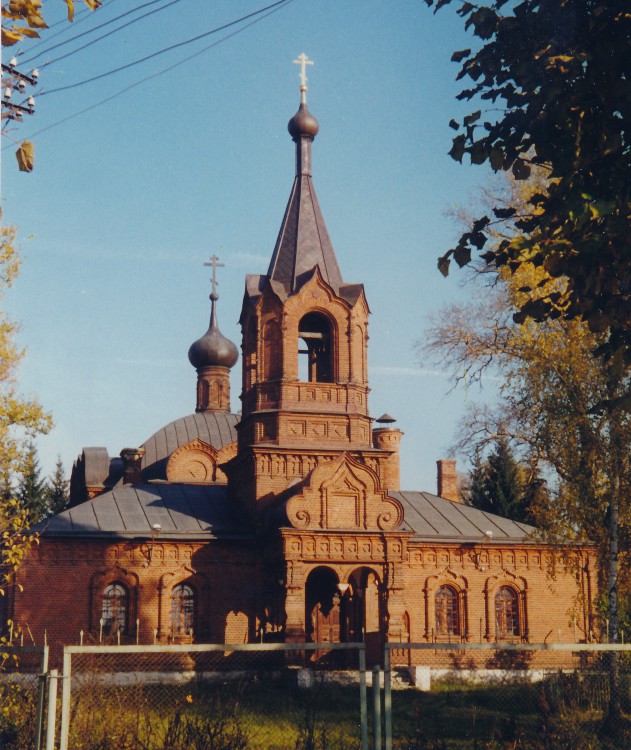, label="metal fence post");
[384,645,392,750]
[37,644,50,750]
[34,672,47,750]
[41,645,49,674]
[372,665,382,750]
[359,646,368,750]
[59,648,72,750]
[45,669,58,750]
